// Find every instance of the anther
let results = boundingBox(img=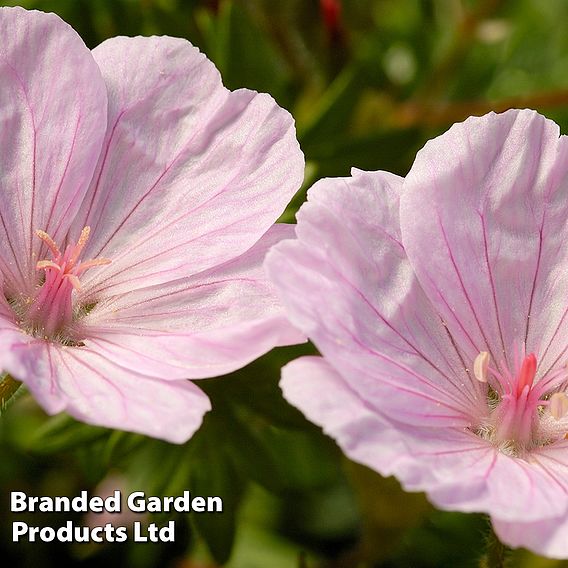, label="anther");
[69,226,91,266]
[474,351,490,383]
[36,260,61,271]
[36,229,61,258]
[550,392,568,421]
